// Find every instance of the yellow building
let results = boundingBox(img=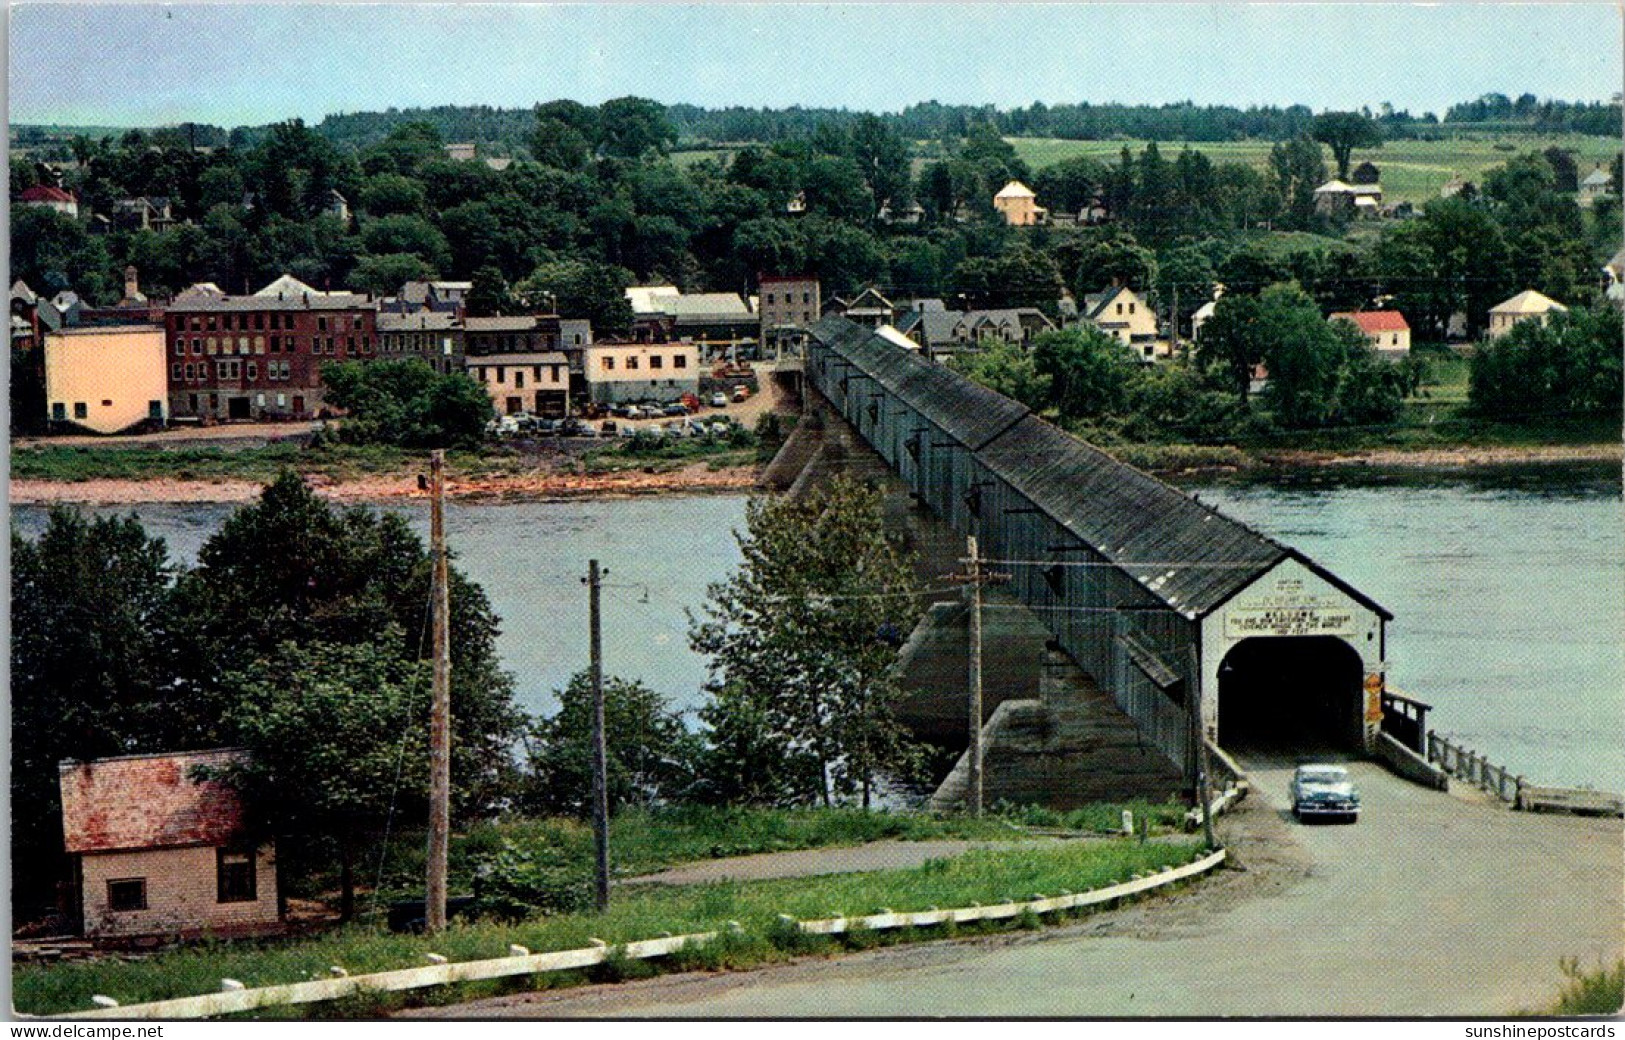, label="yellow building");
[465,352,570,416]
[585,341,701,404]
[43,325,168,433]
[1487,290,1567,339]
[993,181,1048,226]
